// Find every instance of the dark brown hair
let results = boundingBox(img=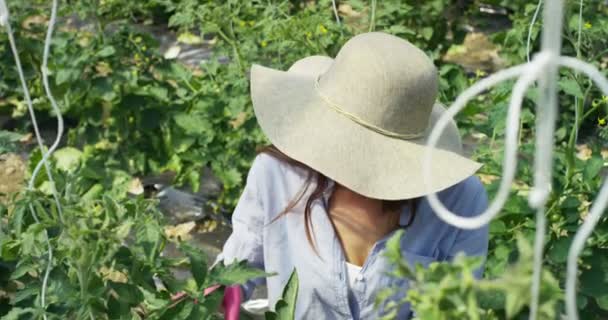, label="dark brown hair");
[256,145,420,255]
